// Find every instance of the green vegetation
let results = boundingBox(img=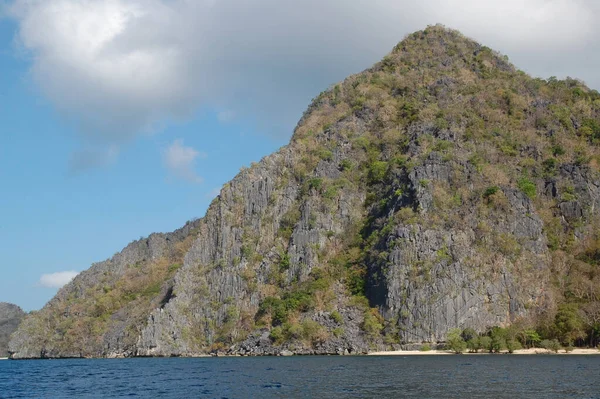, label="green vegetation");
[541,339,562,353]
[517,178,536,199]
[361,308,384,337]
[278,207,301,240]
[483,186,500,199]
[466,336,481,353]
[278,253,291,272]
[258,292,314,326]
[330,310,343,324]
[268,319,328,346]
[339,159,353,171]
[445,321,599,354]
[257,270,332,327]
[368,161,389,183]
[446,328,467,354]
